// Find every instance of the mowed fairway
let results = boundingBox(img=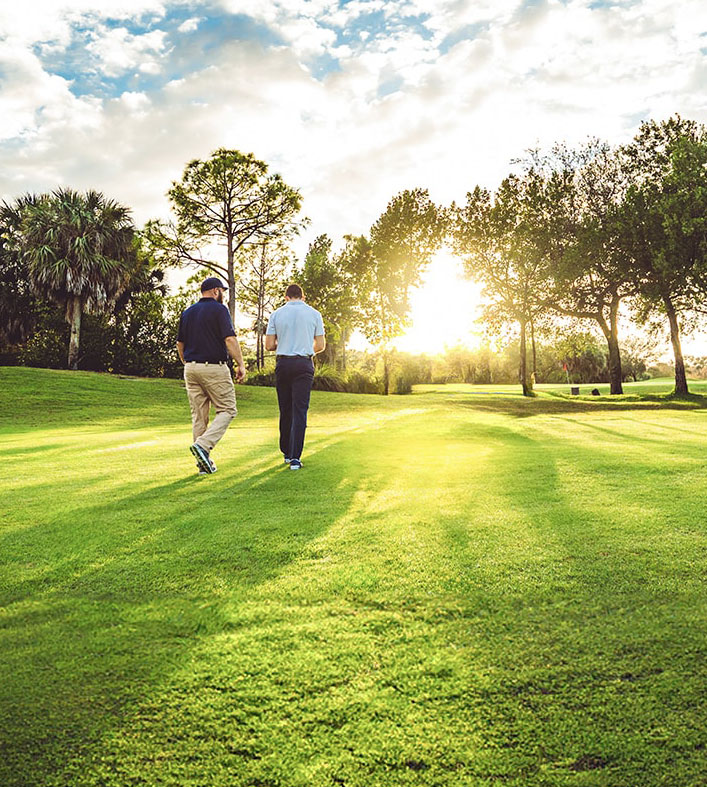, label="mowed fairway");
[1,368,706,787]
